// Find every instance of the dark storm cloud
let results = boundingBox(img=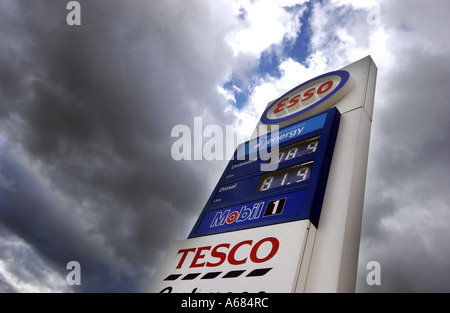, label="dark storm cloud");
[302,0,450,292]
[0,0,240,292]
[0,147,134,292]
[356,20,450,291]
